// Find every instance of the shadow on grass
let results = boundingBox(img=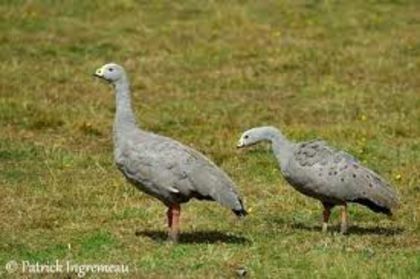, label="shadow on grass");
[135,230,250,244]
[291,223,404,236]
